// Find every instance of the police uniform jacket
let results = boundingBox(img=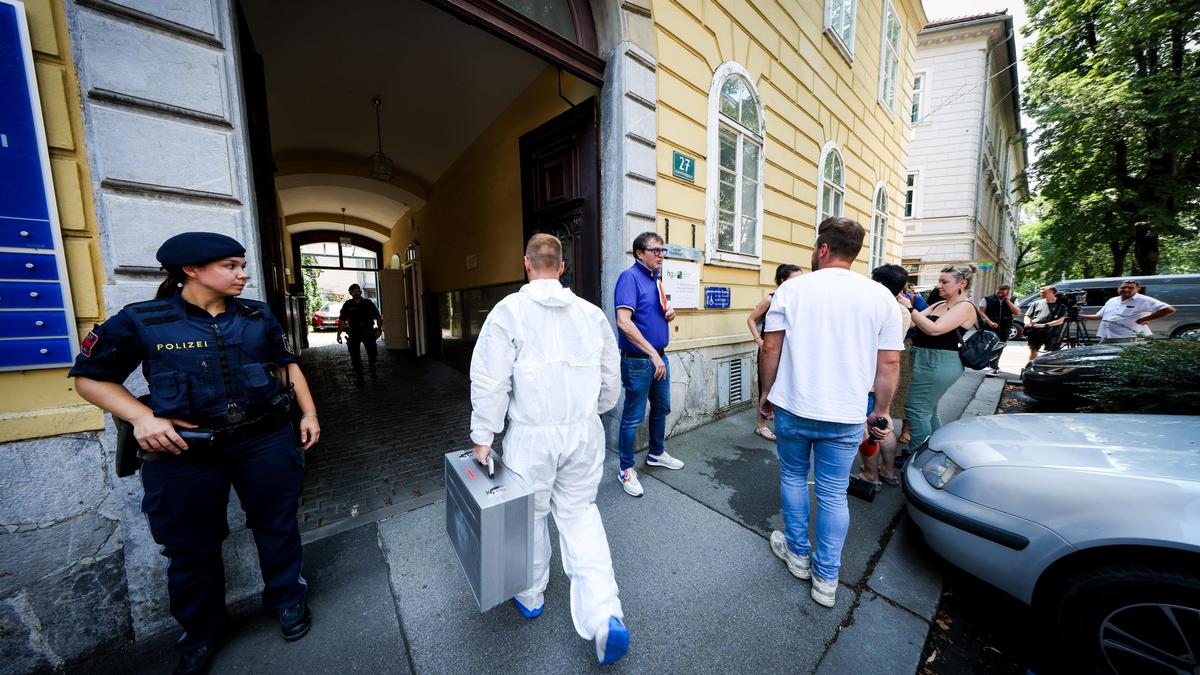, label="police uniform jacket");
[69,292,297,427]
